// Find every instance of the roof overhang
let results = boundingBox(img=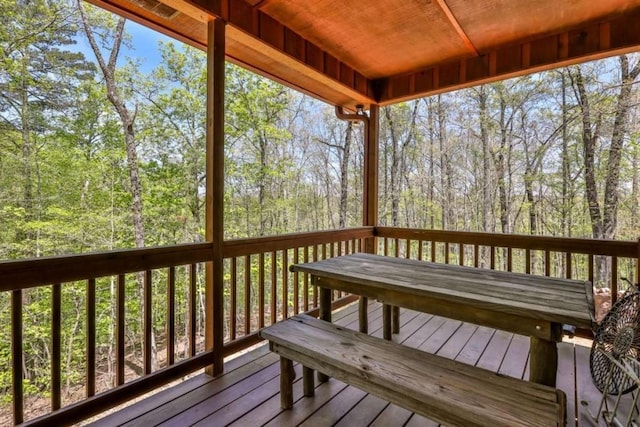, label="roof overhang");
[87,0,640,109]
